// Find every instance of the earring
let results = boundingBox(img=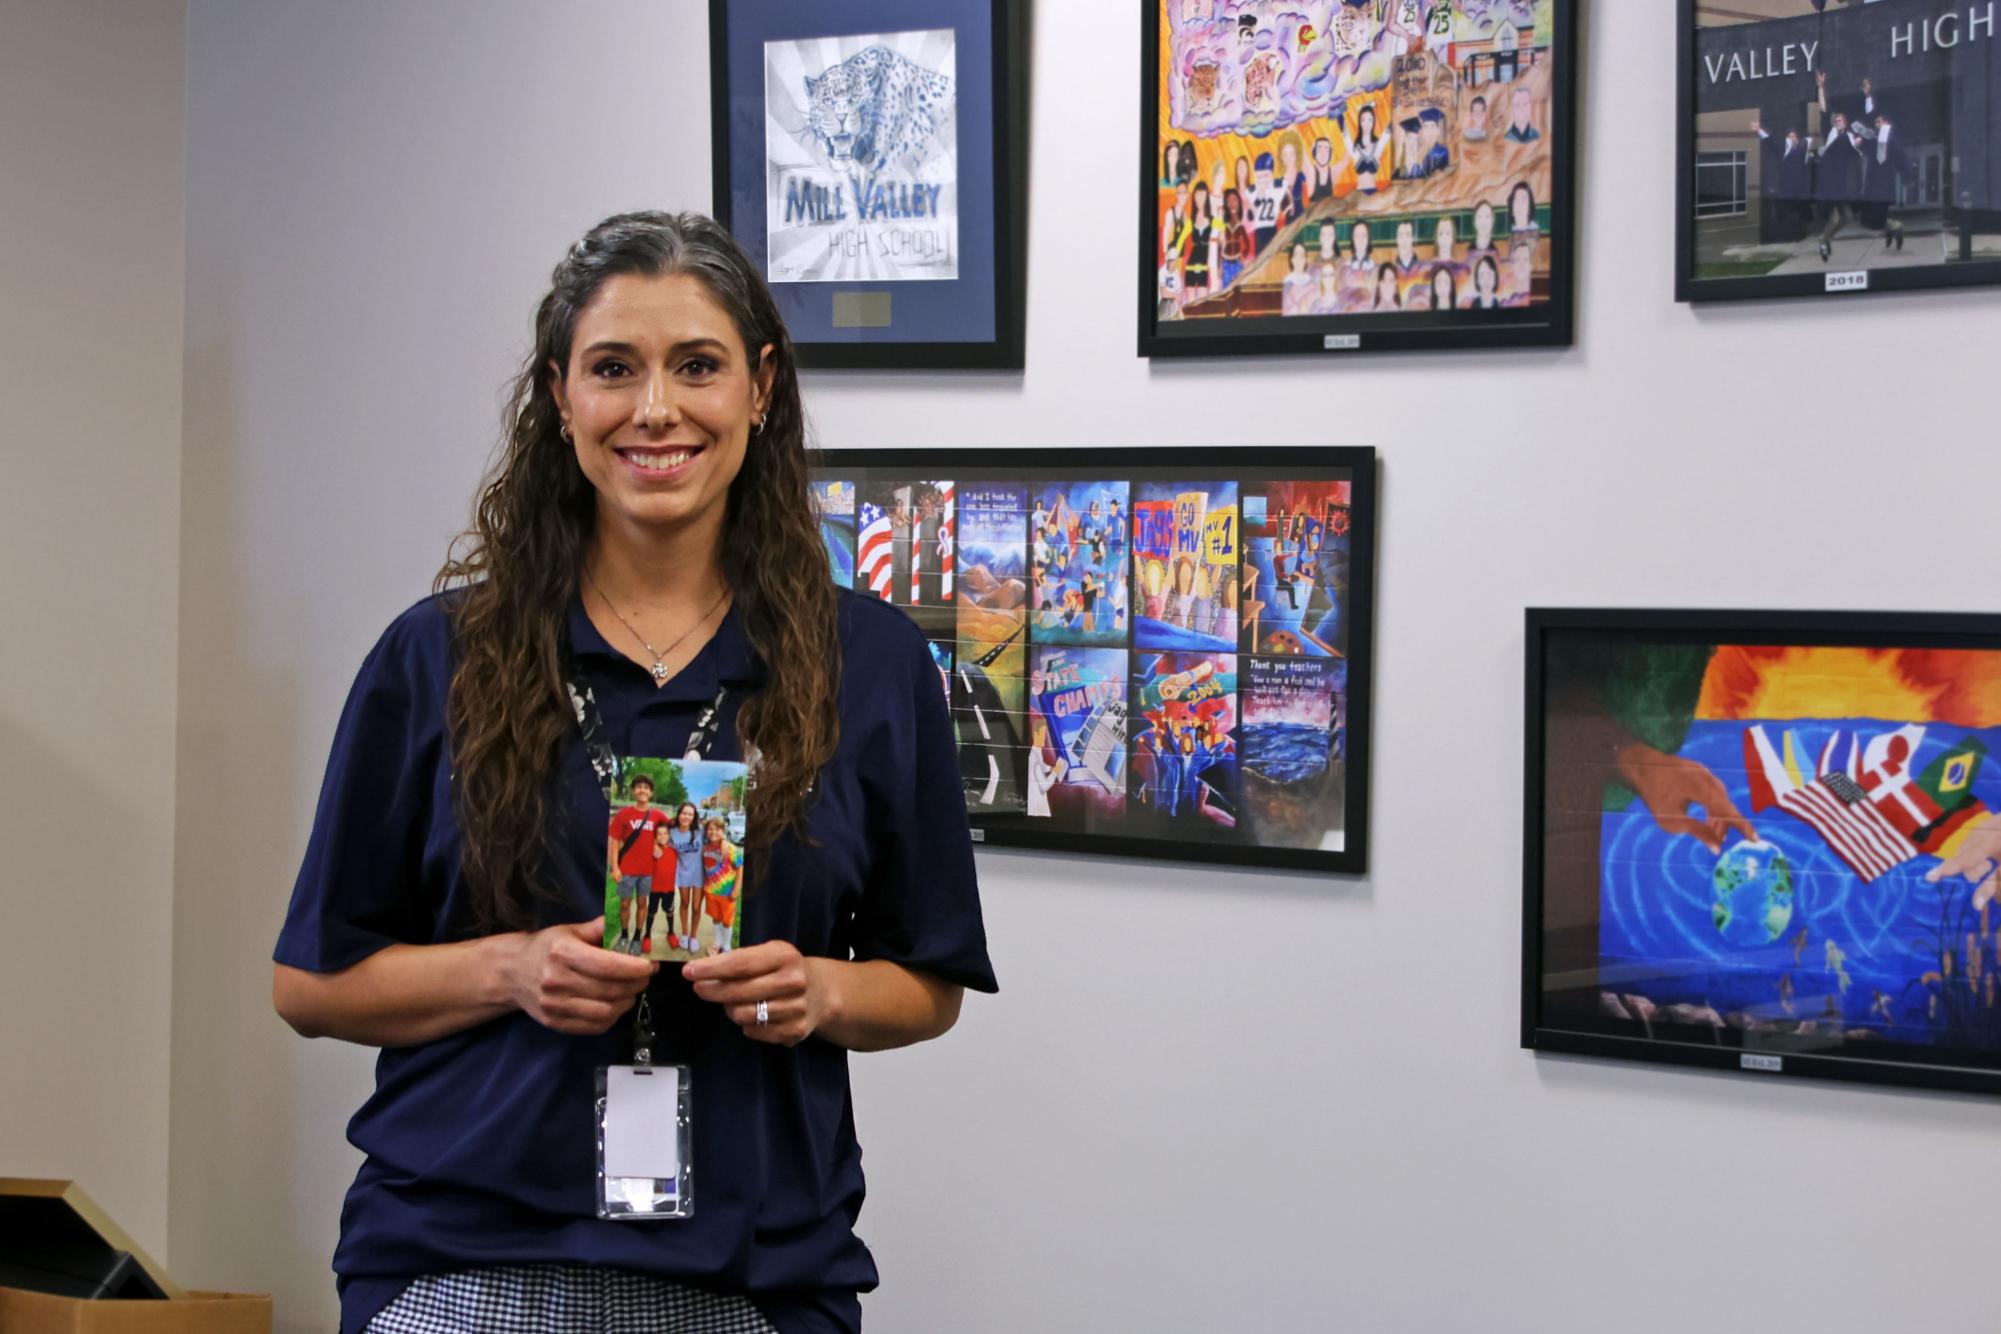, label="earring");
[753,414,767,434]
[559,423,573,442]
